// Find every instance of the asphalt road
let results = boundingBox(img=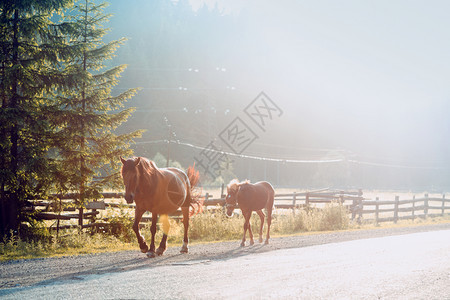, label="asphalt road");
[1,228,449,299]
